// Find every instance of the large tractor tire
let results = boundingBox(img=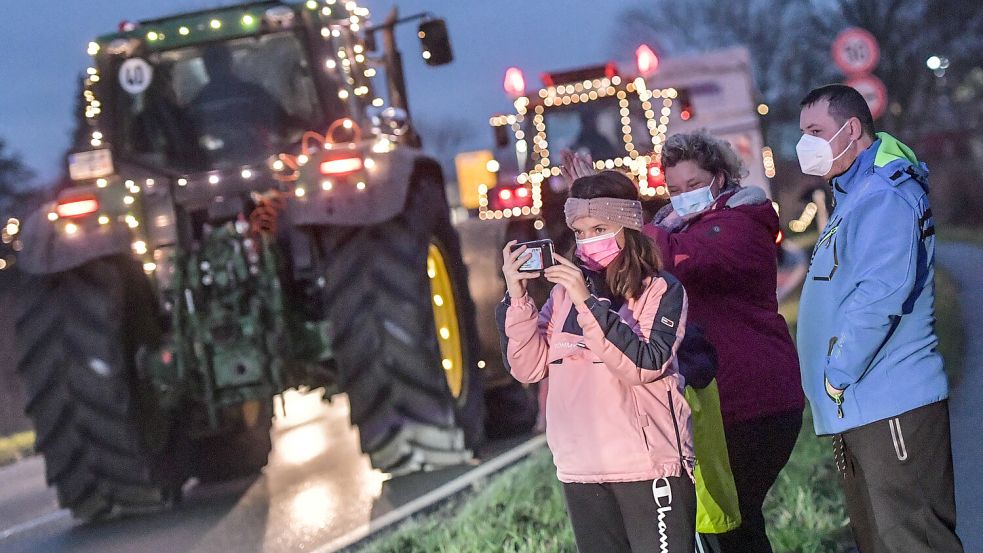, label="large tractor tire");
[192,400,273,482]
[318,165,485,475]
[15,256,183,520]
